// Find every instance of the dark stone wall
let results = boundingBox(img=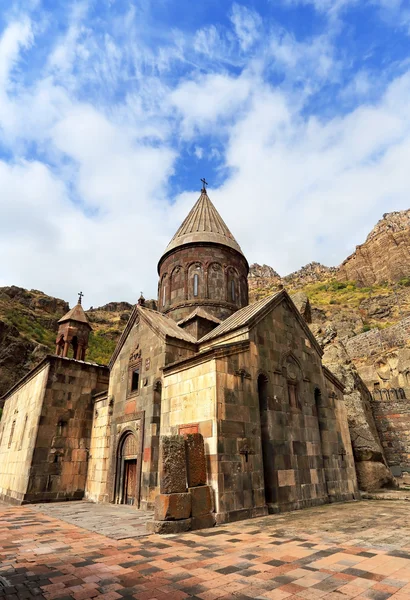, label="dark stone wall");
[25,357,109,503]
[213,300,358,521]
[107,316,196,509]
[158,243,249,322]
[371,392,410,475]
